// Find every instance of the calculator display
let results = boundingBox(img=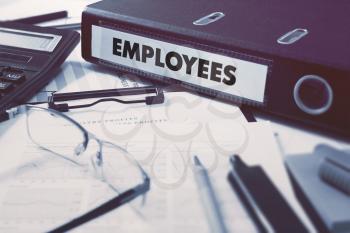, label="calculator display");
[0,27,62,52]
